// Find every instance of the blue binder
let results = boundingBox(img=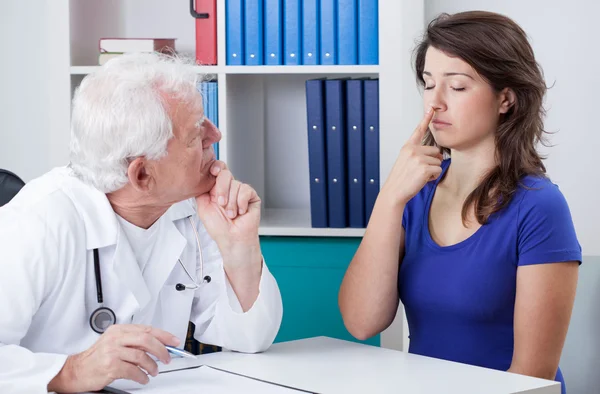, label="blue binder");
[305,79,328,228]
[358,0,378,64]
[265,0,283,65]
[245,0,264,65]
[302,0,320,65]
[283,0,302,65]
[337,0,358,65]
[325,79,348,227]
[363,79,379,224]
[199,82,210,127]
[346,79,365,228]
[320,0,337,65]
[226,0,245,65]
[209,82,219,158]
